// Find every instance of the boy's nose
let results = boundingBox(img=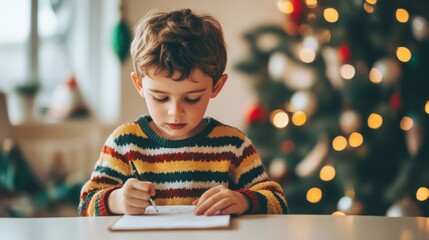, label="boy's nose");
[168,101,185,117]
